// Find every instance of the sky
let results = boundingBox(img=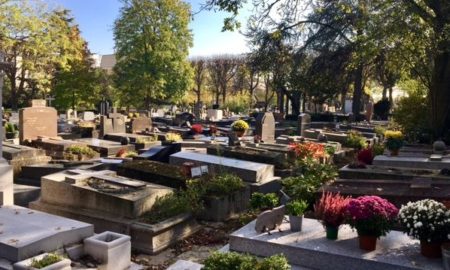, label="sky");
[46,0,251,57]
